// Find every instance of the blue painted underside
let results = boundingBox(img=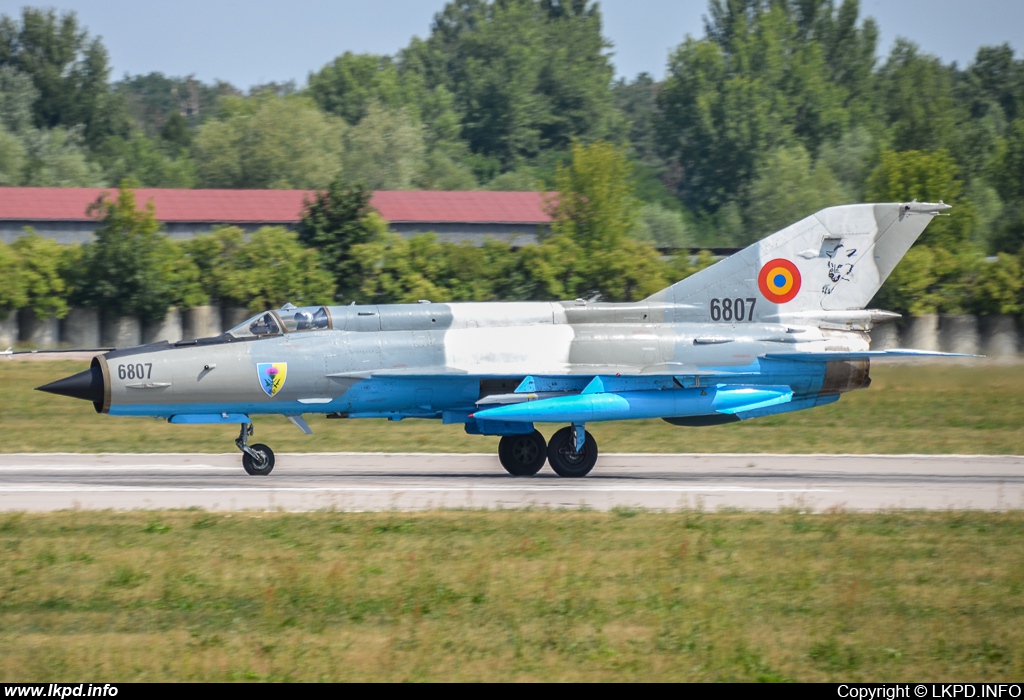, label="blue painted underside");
[109,360,834,429]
